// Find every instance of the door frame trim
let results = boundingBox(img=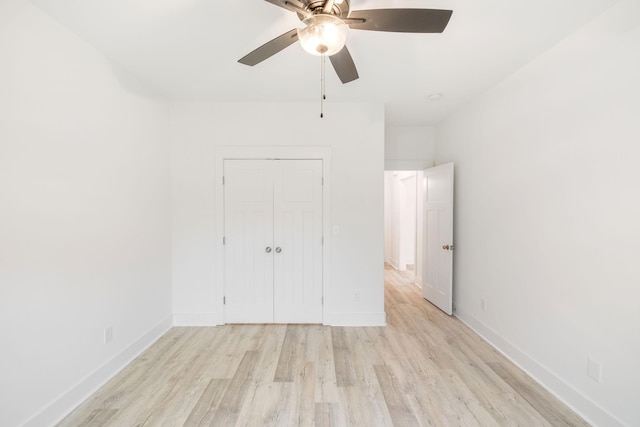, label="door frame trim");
[215,146,332,325]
